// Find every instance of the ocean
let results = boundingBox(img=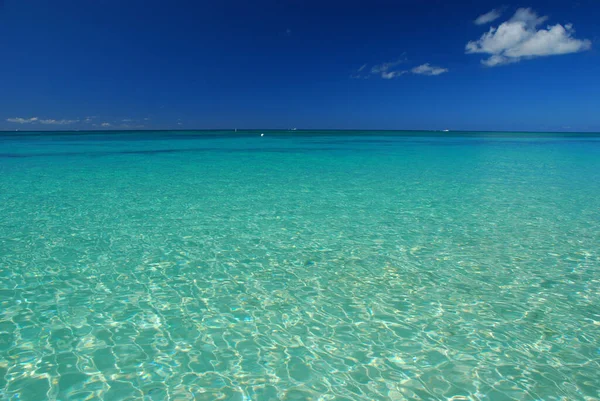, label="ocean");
[1,131,599,400]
